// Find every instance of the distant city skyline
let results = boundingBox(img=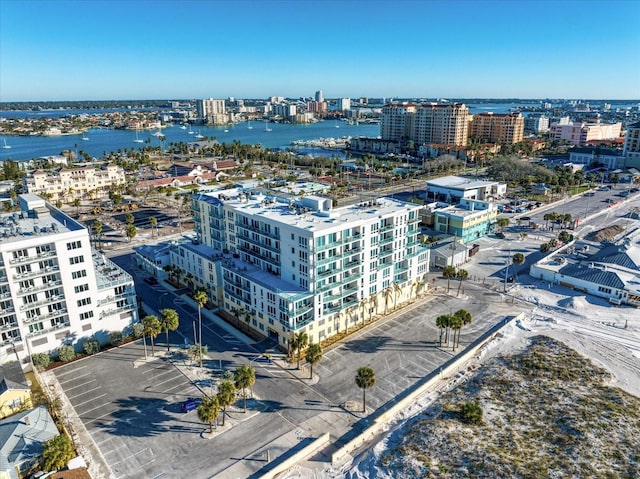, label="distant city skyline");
[1,0,639,102]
